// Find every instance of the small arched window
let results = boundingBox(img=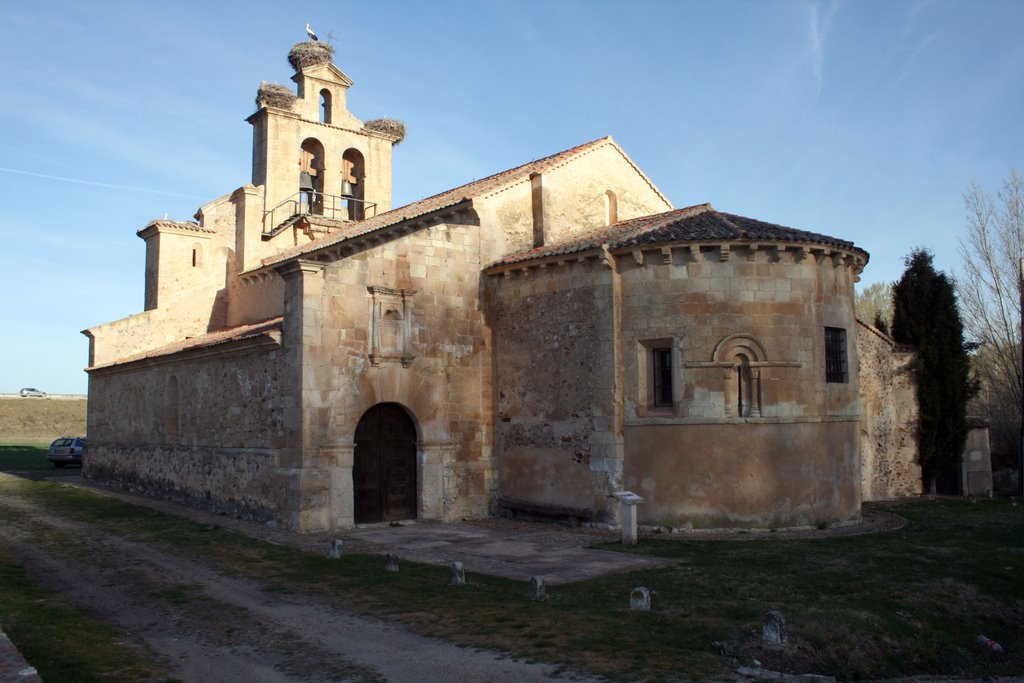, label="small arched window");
[319,89,332,124]
[604,190,618,225]
[712,334,767,418]
[734,354,753,417]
